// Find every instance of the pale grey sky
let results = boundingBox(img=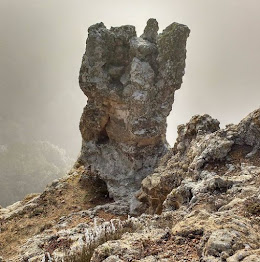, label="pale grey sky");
[0,0,259,156]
